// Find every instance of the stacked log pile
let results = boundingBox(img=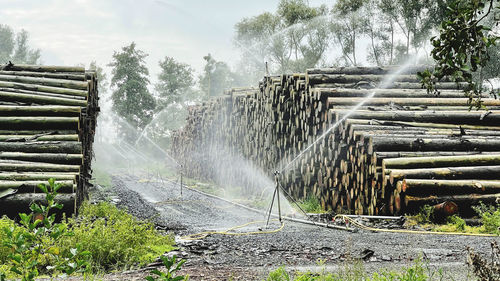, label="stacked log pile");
[0,63,99,216]
[171,66,500,216]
